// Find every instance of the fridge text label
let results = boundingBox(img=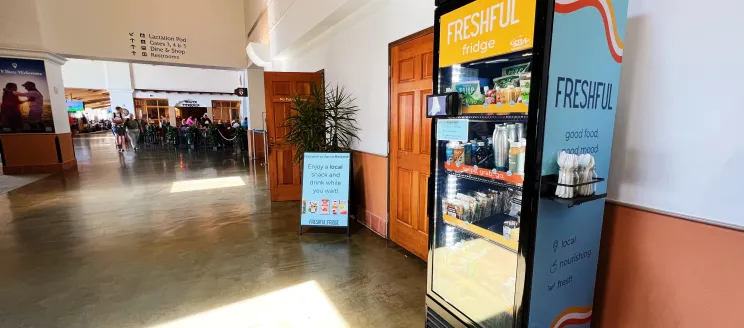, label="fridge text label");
[446,0,520,45]
[439,0,535,67]
[565,129,599,141]
[554,76,614,110]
